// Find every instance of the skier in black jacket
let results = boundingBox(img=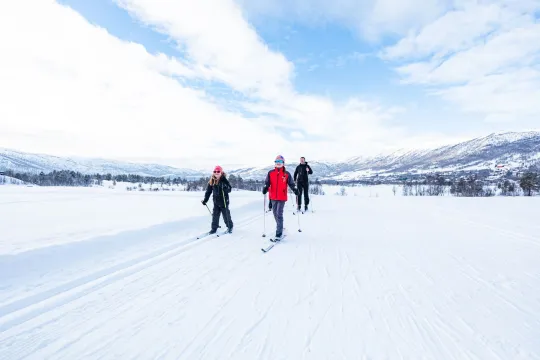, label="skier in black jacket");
[293,157,313,211]
[202,165,233,234]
